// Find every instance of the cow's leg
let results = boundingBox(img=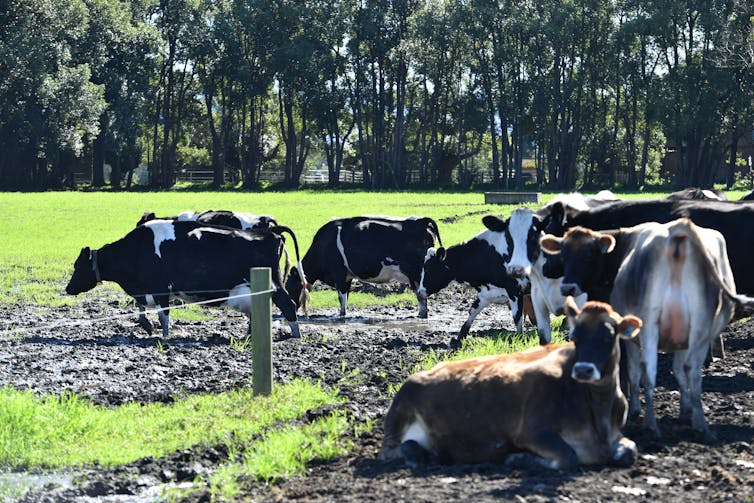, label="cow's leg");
[640,334,661,438]
[416,289,428,319]
[625,339,643,417]
[155,297,170,339]
[459,295,488,341]
[672,350,692,421]
[530,282,552,345]
[511,293,524,334]
[522,430,580,471]
[272,287,301,338]
[136,305,153,335]
[609,437,638,467]
[710,334,725,360]
[337,279,352,317]
[686,336,717,443]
